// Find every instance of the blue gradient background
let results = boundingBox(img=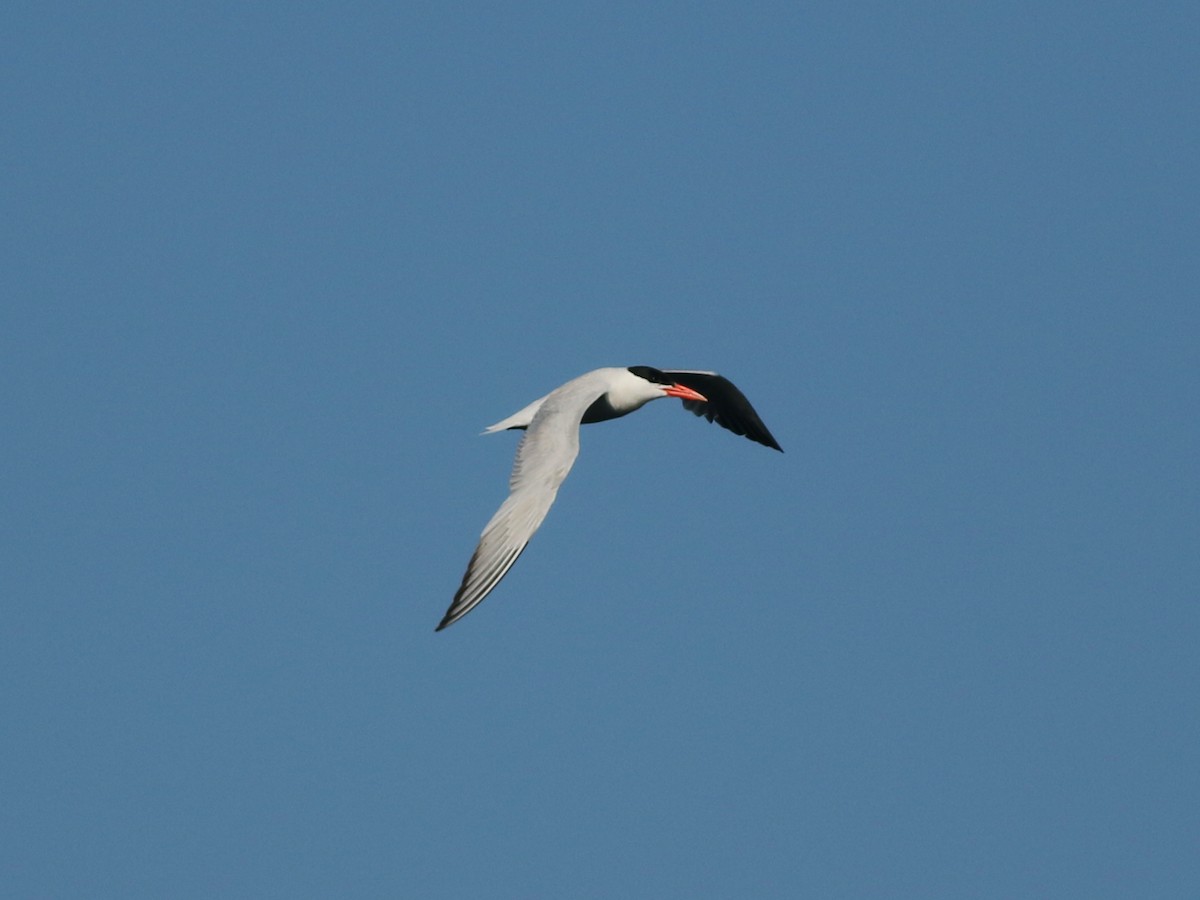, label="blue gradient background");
[3,4,1197,897]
